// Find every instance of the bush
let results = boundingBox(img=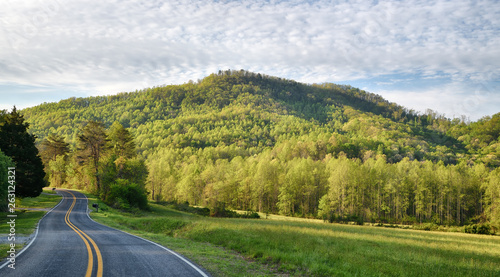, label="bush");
[414,223,439,231]
[328,214,364,225]
[102,179,148,211]
[210,208,260,219]
[241,211,260,219]
[401,215,417,225]
[210,204,238,217]
[165,201,260,219]
[174,202,211,217]
[464,223,492,235]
